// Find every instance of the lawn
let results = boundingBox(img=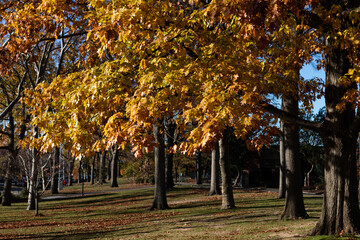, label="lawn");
[0,181,355,239]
